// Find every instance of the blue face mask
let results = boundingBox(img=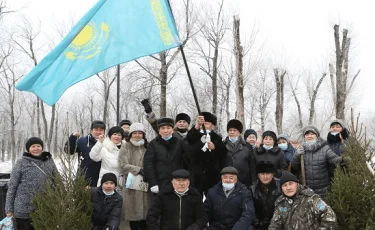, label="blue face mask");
[278,143,288,151]
[306,140,317,145]
[162,135,173,141]
[137,139,145,145]
[103,190,115,196]
[229,137,239,143]
[222,183,235,191]
[263,145,273,150]
[330,132,339,136]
